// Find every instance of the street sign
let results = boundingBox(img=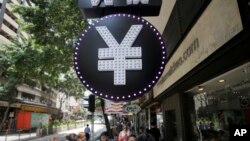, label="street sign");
[83,96,89,108]
[74,13,167,101]
[124,104,141,113]
[105,100,127,114]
